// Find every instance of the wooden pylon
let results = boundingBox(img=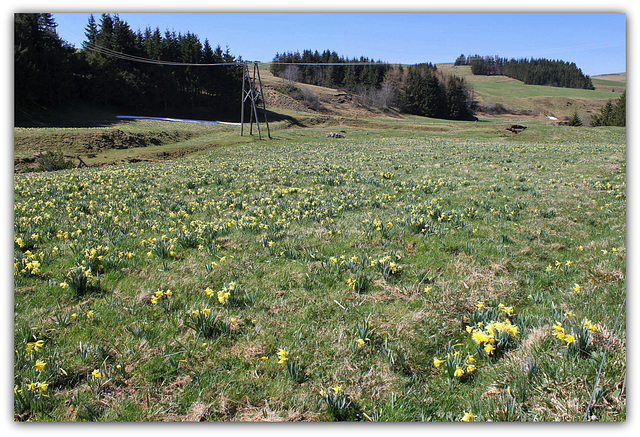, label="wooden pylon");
[240,62,270,140]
